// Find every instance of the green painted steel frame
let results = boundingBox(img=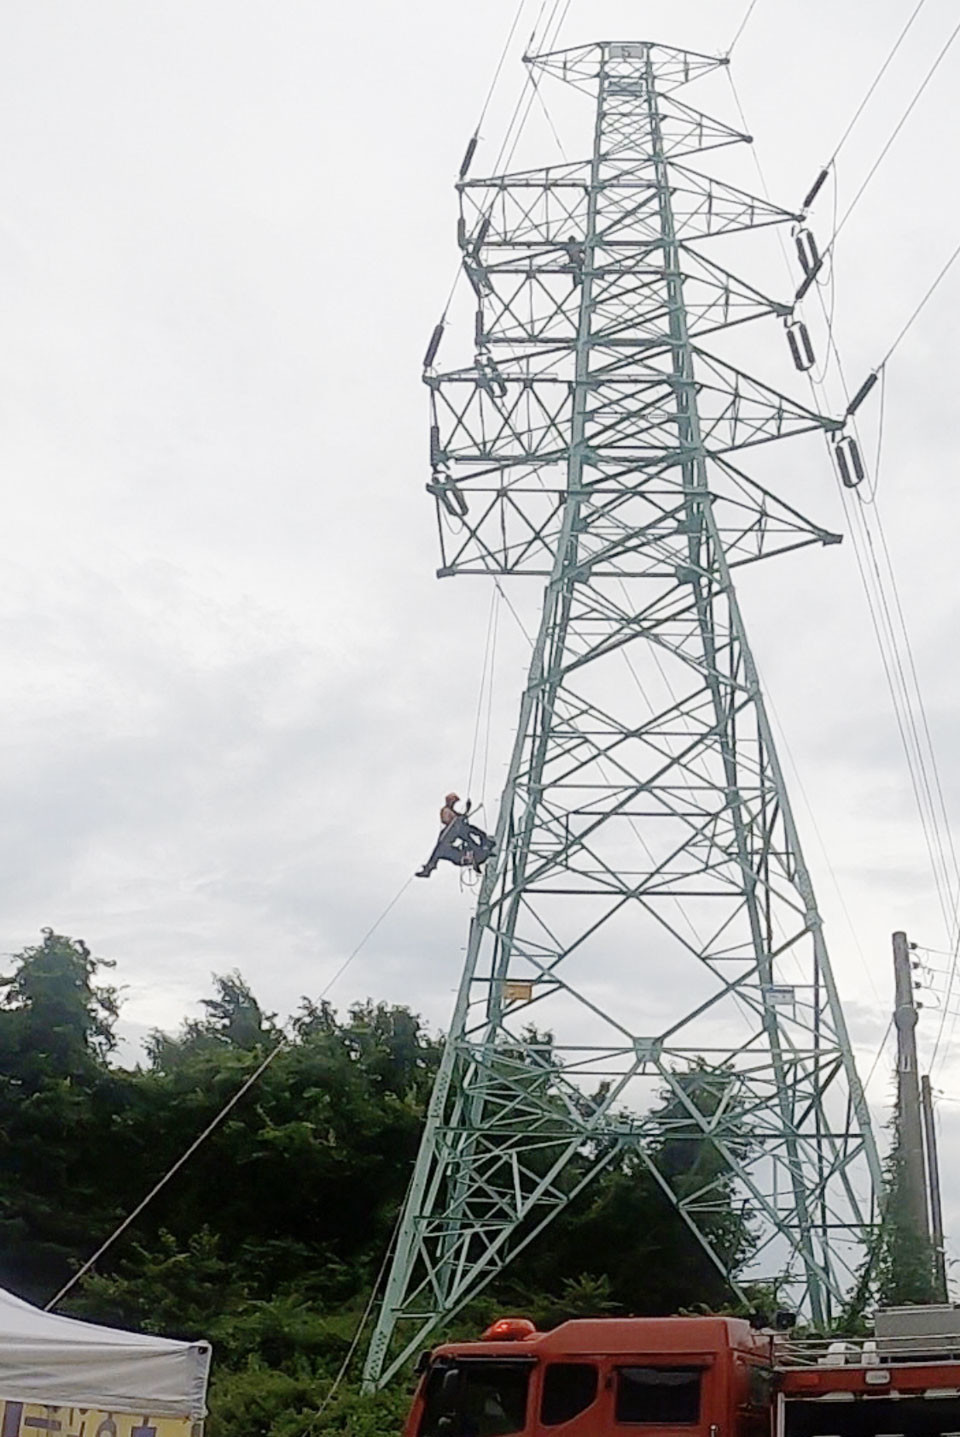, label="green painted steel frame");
[362,41,883,1392]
